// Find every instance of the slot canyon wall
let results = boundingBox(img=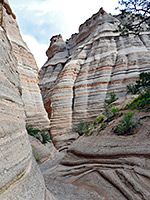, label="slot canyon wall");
[0,1,55,199]
[39,8,150,149]
[2,1,50,130]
